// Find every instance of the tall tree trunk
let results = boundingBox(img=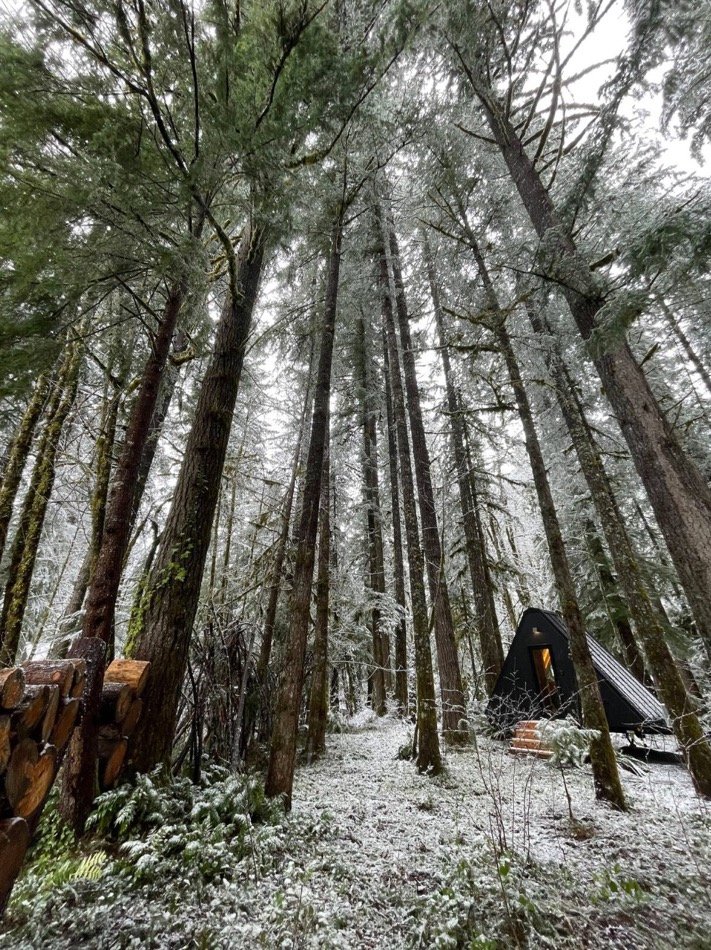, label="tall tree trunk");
[467,237,625,808]
[0,341,82,665]
[526,301,711,794]
[357,316,387,715]
[306,415,331,761]
[265,214,343,808]
[0,371,51,568]
[257,335,316,683]
[379,230,441,773]
[128,331,192,532]
[383,329,409,715]
[383,210,467,742]
[425,239,504,692]
[129,223,266,775]
[80,281,187,650]
[468,73,711,661]
[51,372,124,658]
